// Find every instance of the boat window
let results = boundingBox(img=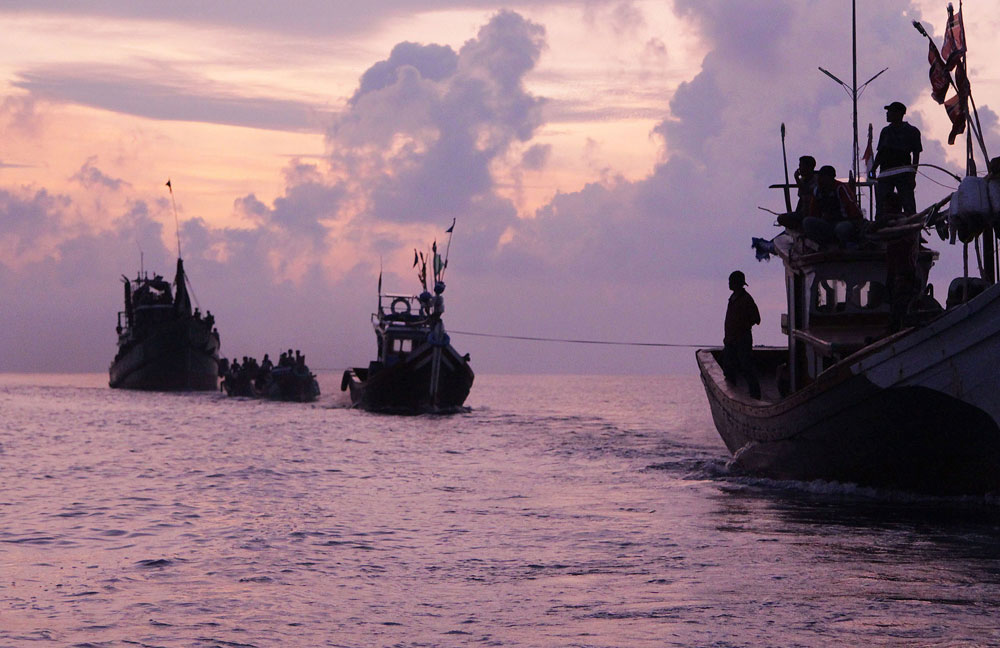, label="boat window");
[815,279,847,313]
[392,338,413,353]
[849,281,885,309]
